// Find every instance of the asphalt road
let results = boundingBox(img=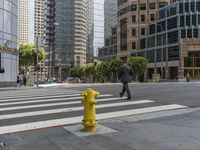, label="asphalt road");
[64,82,200,107]
[0,82,200,150]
